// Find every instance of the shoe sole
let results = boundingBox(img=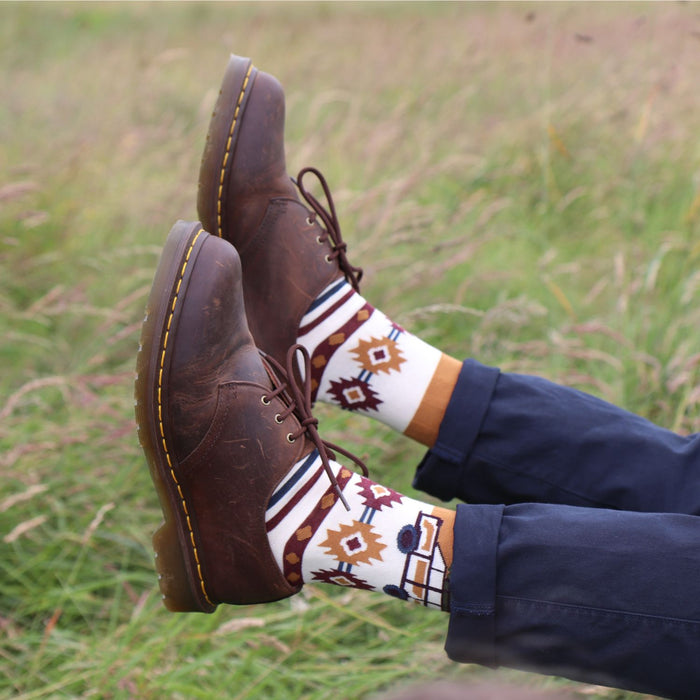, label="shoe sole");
[135,221,216,613]
[197,55,258,238]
